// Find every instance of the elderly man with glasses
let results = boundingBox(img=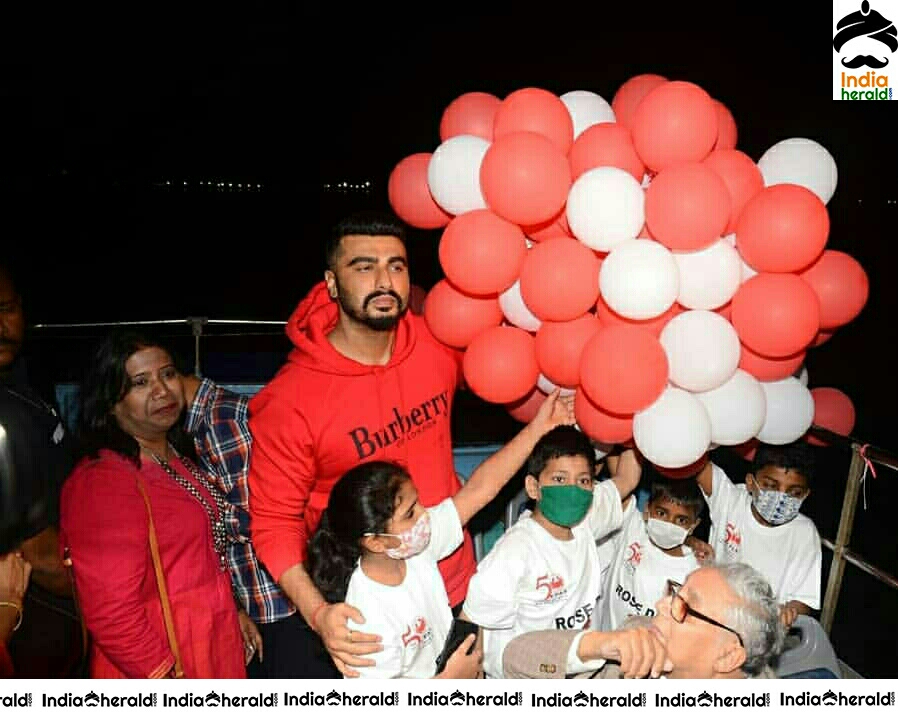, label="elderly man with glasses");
[503,563,785,679]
